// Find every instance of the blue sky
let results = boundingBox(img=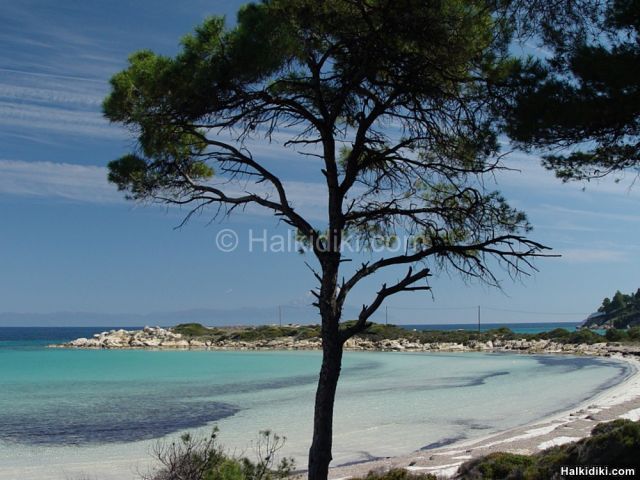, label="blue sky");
[1,0,639,326]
